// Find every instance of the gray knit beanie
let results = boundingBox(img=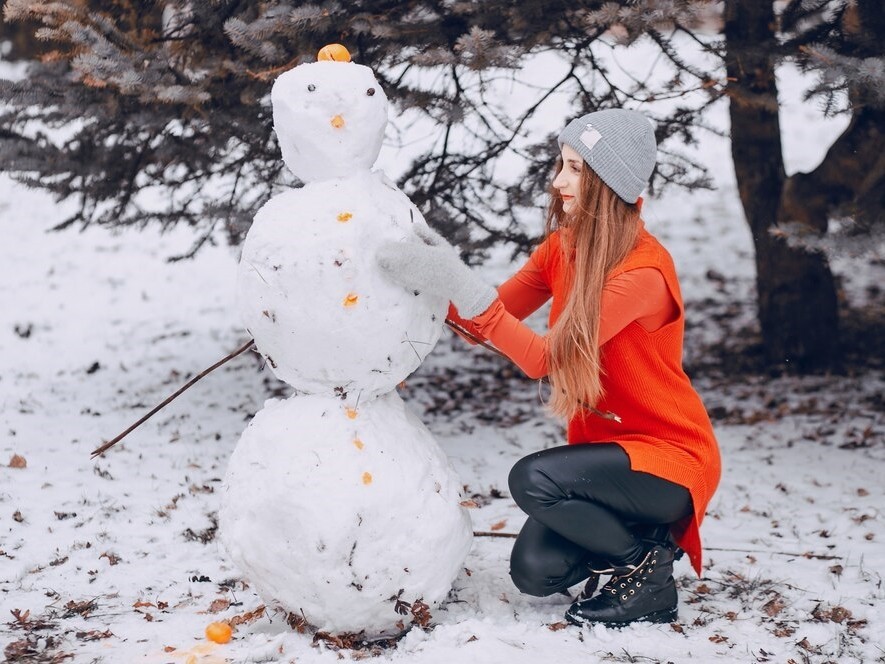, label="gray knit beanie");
[557,109,657,204]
